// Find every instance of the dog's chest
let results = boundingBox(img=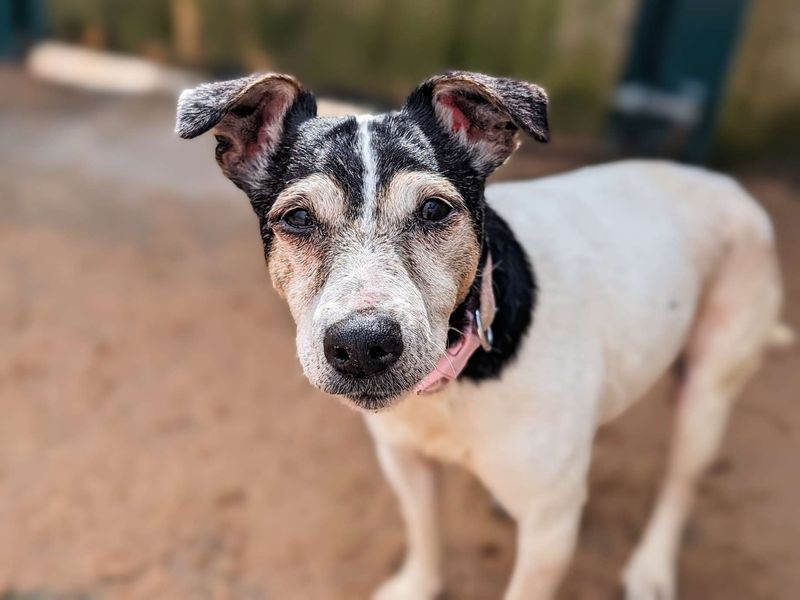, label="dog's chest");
[368,391,476,467]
